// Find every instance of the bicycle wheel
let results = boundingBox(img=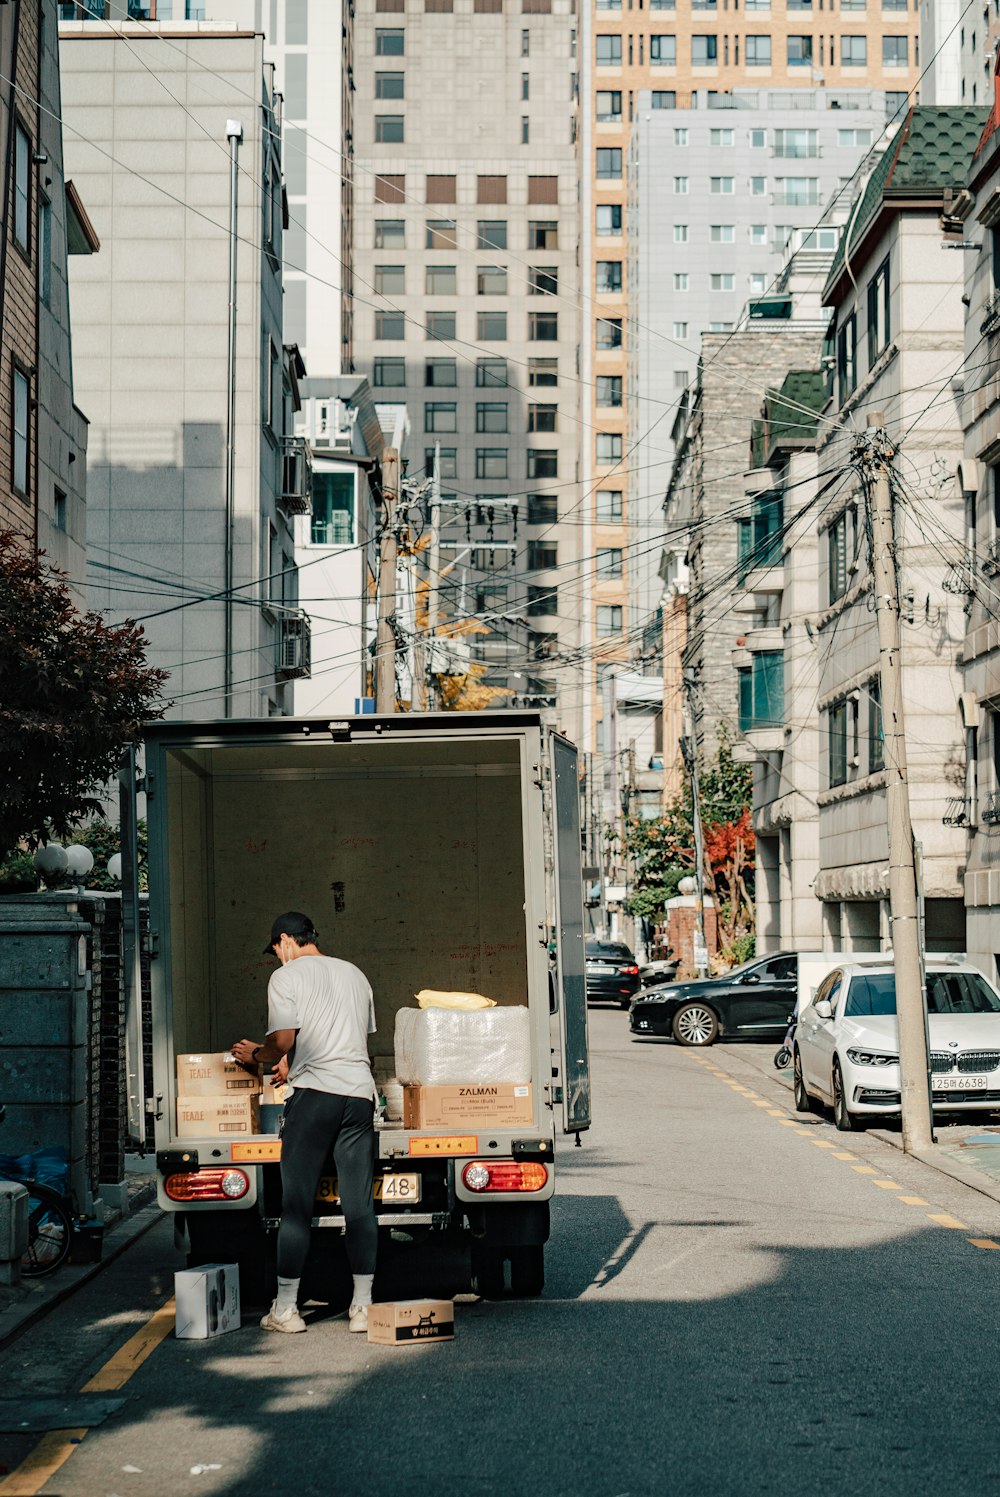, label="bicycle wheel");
[20,1183,73,1277]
